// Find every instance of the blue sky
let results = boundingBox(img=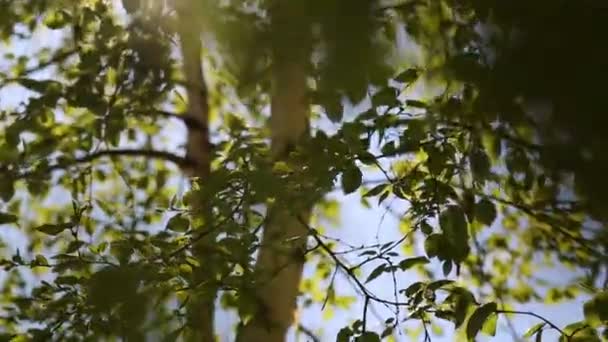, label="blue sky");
[0,4,591,342]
